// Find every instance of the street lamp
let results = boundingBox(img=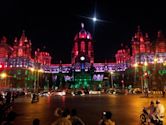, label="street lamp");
[133,63,144,93]
[0,72,7,79]
[0,72,7,88]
